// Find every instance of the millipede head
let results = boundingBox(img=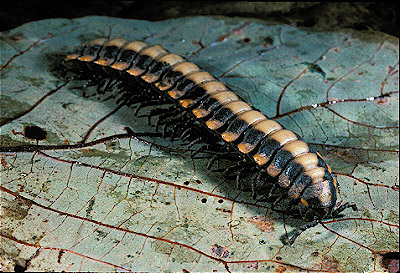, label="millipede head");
[298,197,335,222]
